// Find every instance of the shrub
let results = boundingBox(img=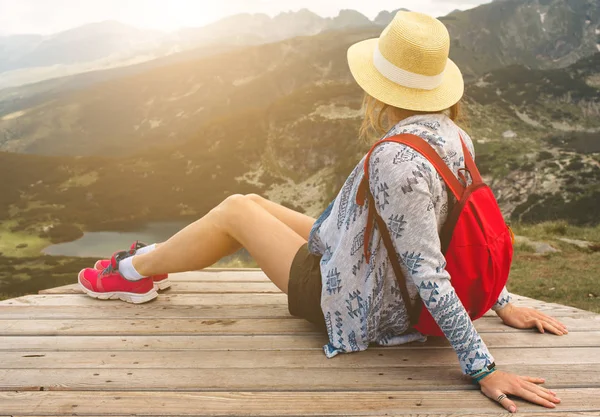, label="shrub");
[42,224,83,244]
[543,221,569,236]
